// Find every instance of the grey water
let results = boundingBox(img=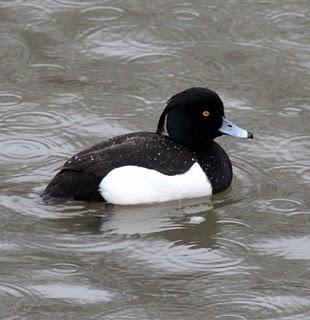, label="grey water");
[0,0,309,319]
